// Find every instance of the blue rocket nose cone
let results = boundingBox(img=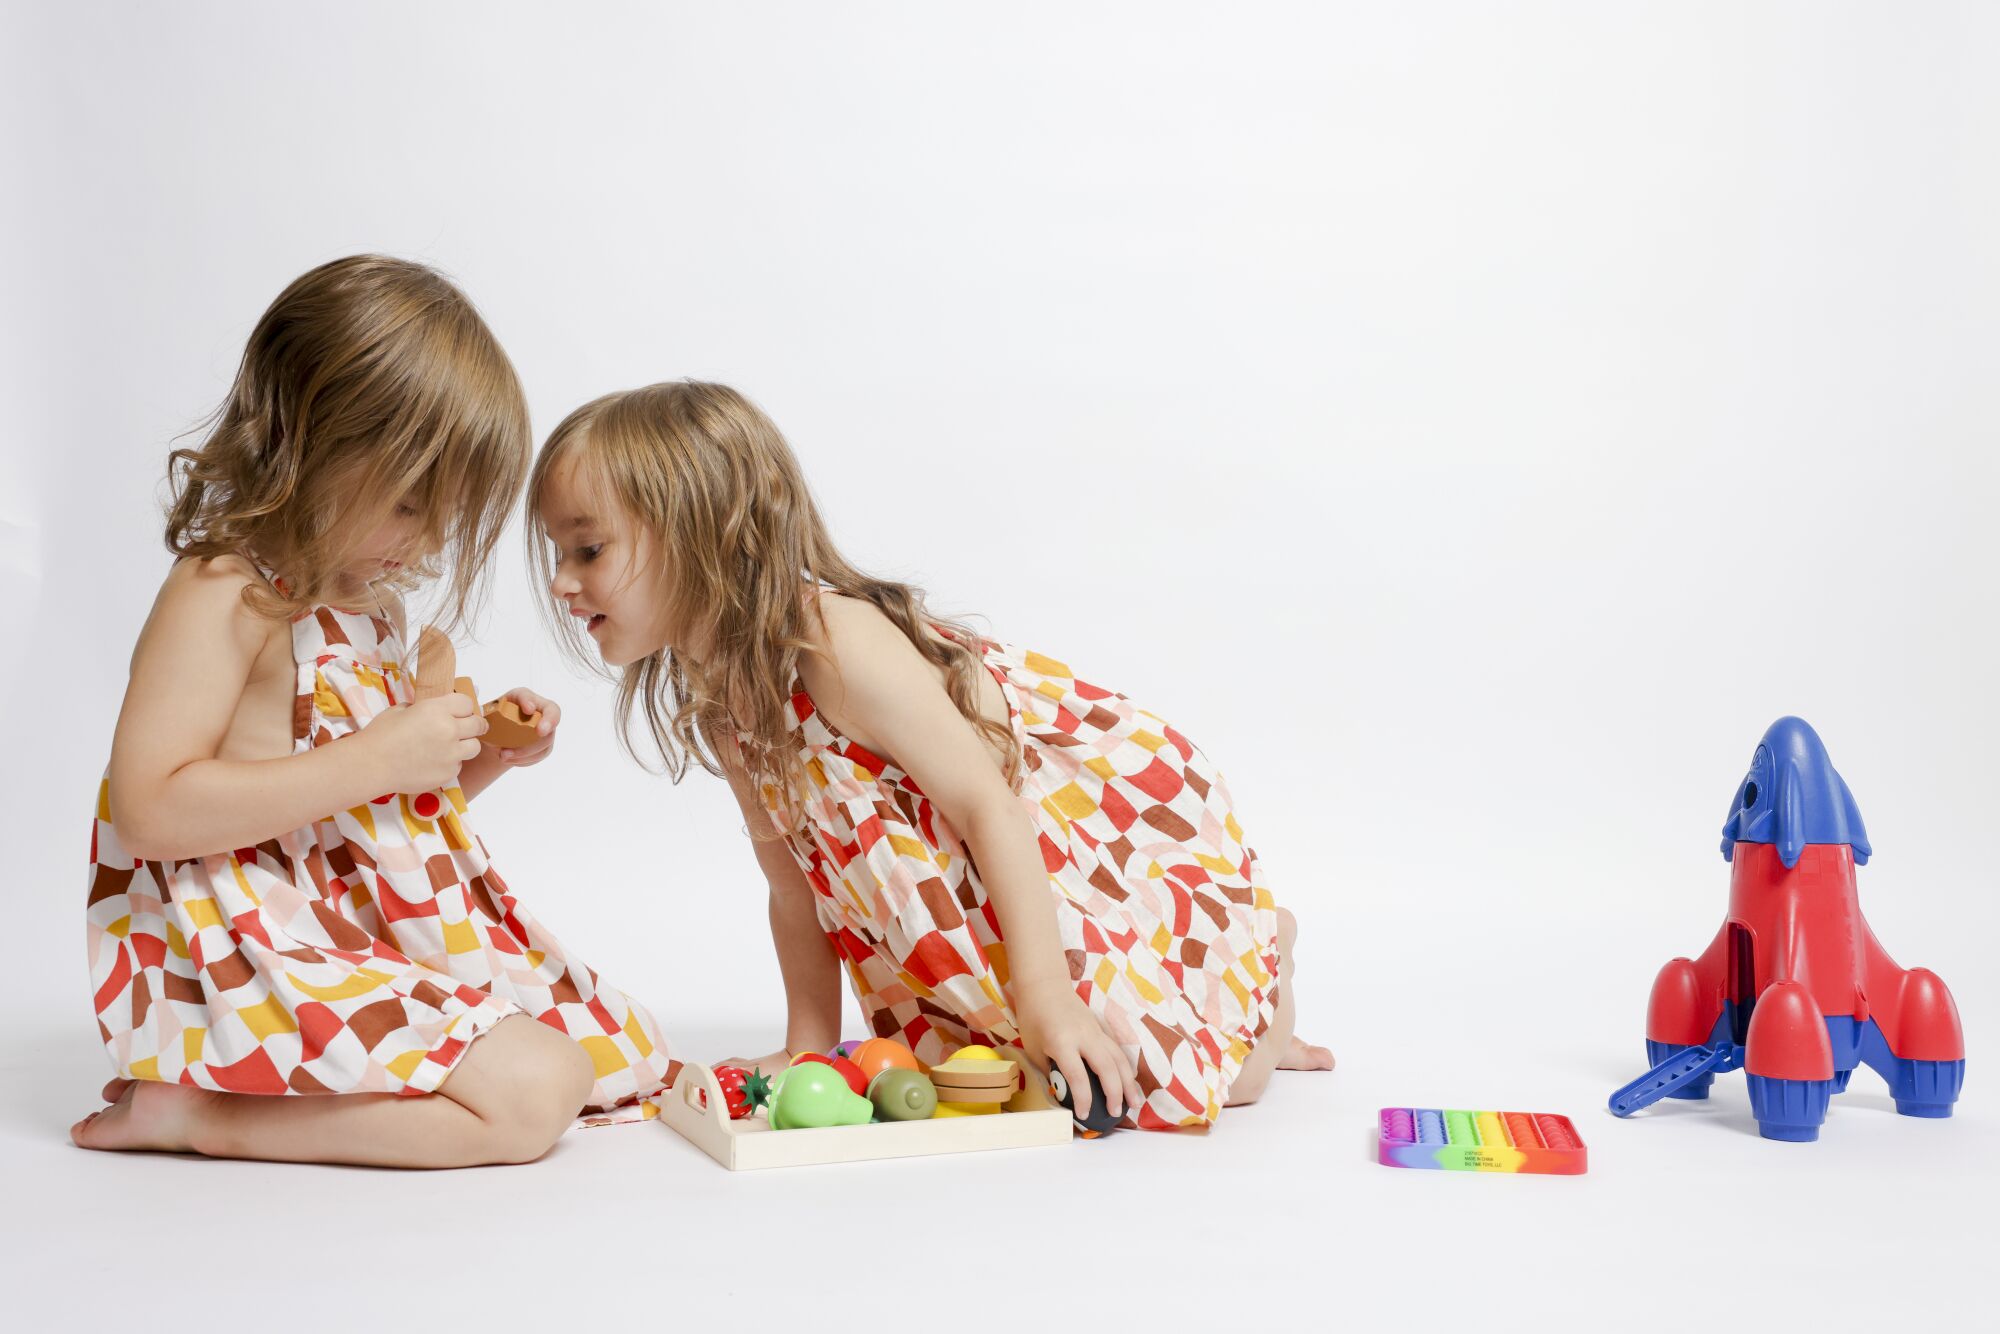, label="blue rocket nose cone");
[1763,716,1833,776]
[1719,716,1871,868]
